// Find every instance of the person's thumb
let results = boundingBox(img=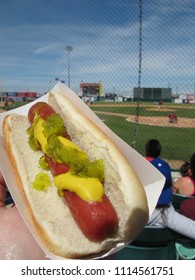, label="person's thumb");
[0,184,6,208]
